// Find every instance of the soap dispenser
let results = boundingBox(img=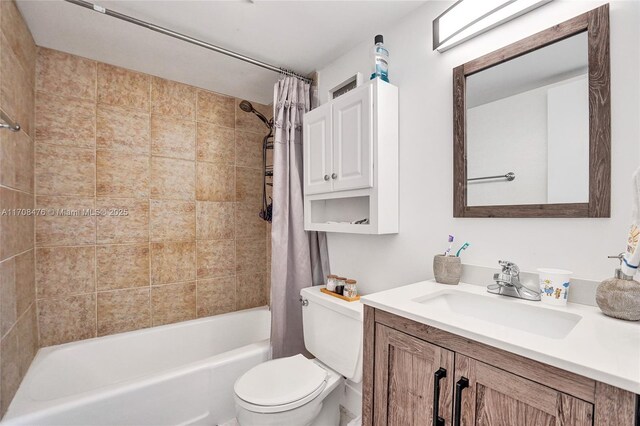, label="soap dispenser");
[596,253,640,321]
